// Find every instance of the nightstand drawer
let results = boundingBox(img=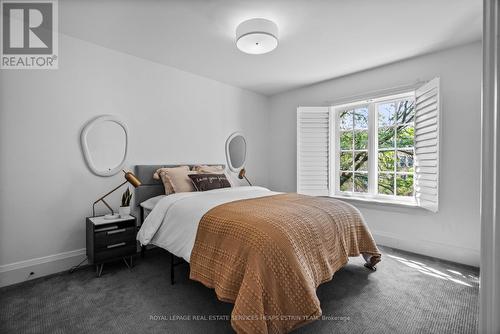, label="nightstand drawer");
[95,226,136,249]
[94,242,136,262]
